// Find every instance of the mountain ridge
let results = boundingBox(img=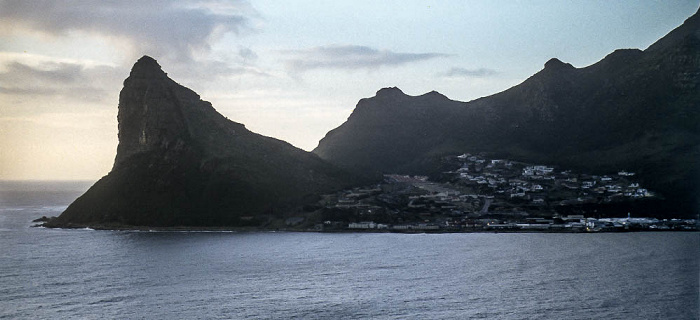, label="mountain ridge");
[314,9,699,216]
